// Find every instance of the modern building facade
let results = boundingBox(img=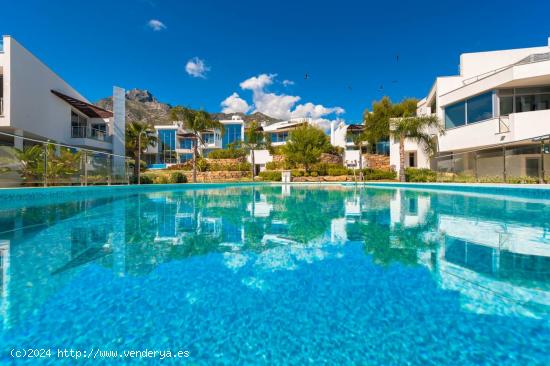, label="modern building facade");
[0,35,125,155]
[149,115,245,167]
[390,37,550,179]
